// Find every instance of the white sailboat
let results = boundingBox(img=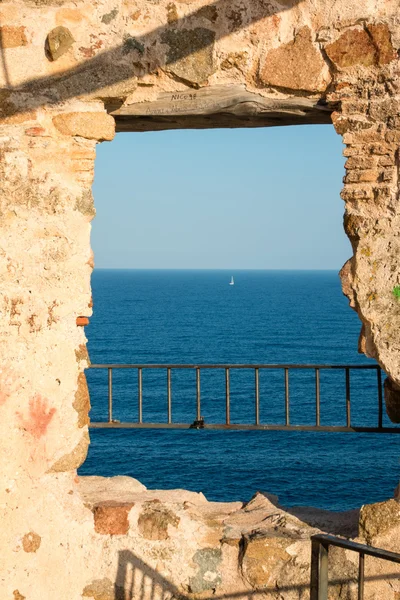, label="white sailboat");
[229,276,234,286]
